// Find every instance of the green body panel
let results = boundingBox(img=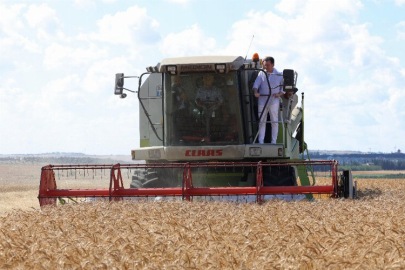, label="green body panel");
[297,165,314,200]
[140,139,150,147]
[276,123,284,144]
